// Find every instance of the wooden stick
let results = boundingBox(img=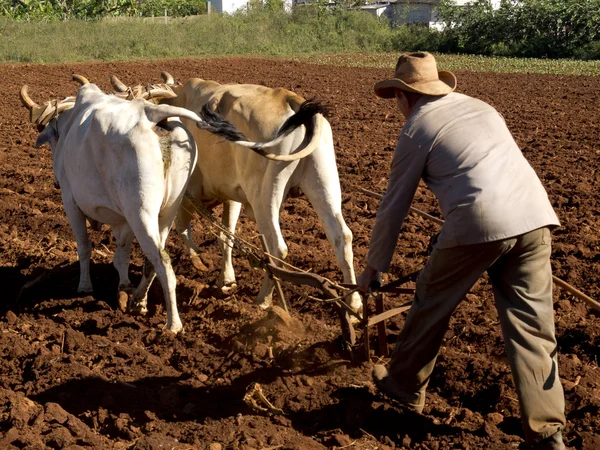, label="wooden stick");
[360,187,444,225]
[359,187,600,313]
[374,292,388,357]
[368,306,413,327]
[551,276,600,312]
[363,294,371,361]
